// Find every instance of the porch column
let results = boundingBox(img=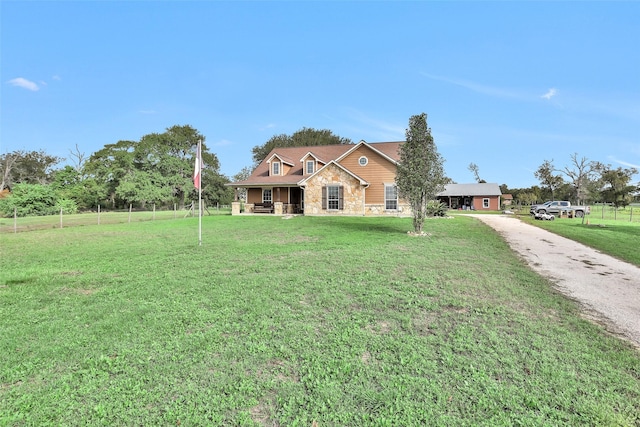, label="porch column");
[231,201,241,215]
